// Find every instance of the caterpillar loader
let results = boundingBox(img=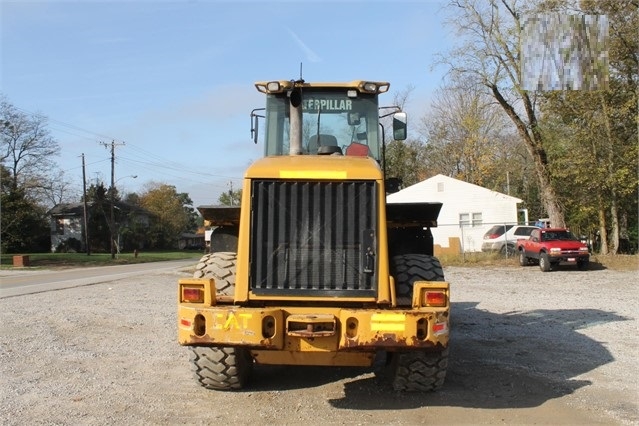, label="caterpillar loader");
[177,79,450,391]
